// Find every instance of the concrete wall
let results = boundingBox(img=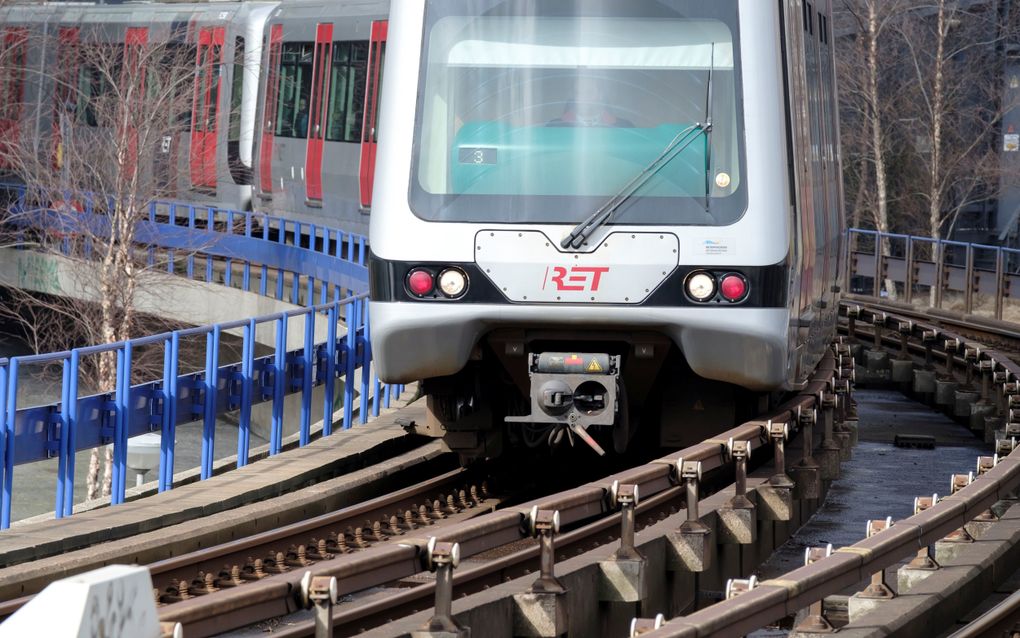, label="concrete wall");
[0,247,332,349]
